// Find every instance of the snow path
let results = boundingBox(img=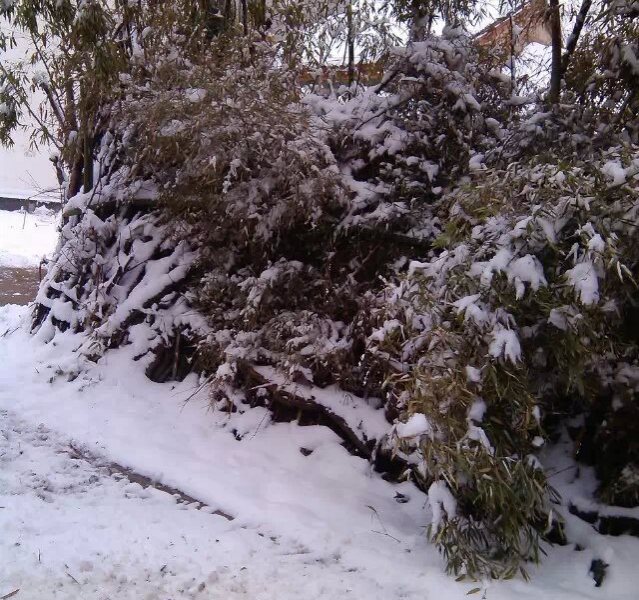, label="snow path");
[0,407,404,599]
[1,304,639,599]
